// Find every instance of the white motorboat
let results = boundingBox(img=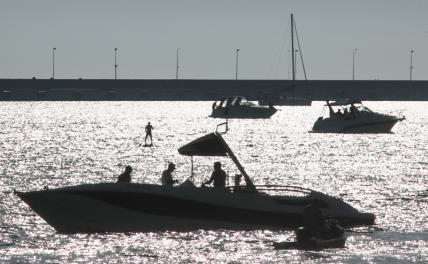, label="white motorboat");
[16,124,375,233]
[210,96,277,119]
[311,100,405,133]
